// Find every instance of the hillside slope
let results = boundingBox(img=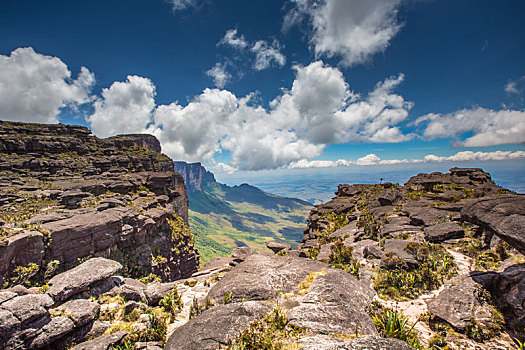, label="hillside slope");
[171,162,312,264]
[190,181,311,264]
